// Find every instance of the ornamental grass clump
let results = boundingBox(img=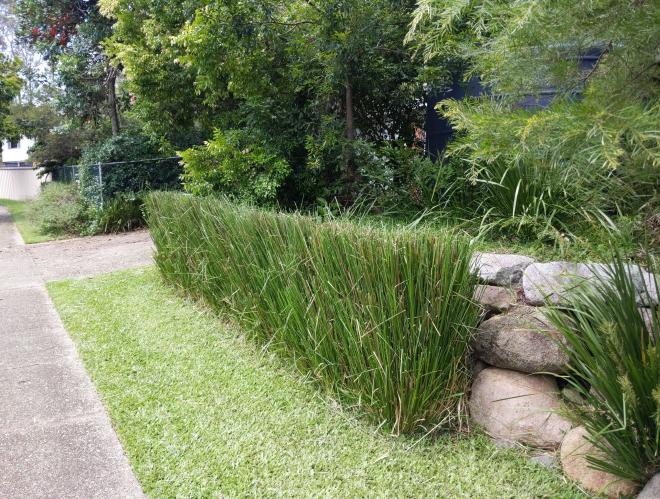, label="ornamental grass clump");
[547,256,659,485]
[145,192,480,433]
